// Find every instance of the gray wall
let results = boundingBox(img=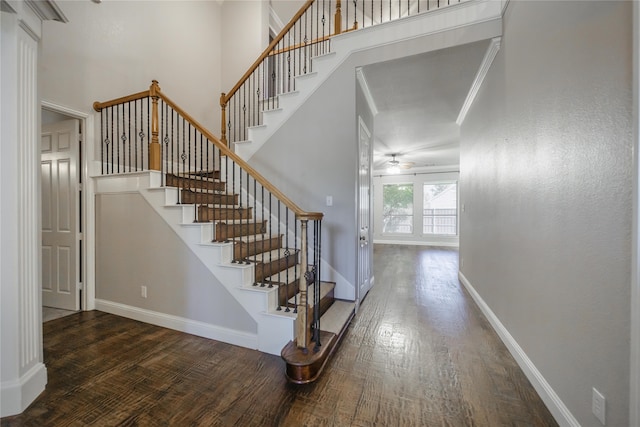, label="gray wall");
[96,193,256,334]
[459,2,632,426]
[250,63,360,297]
